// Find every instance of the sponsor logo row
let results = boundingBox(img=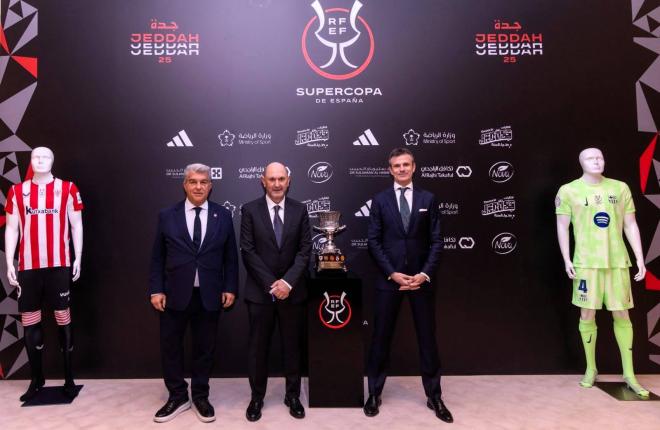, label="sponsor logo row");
[165,161,514,184]
[345,233,518,255]
[164,126,516,150]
